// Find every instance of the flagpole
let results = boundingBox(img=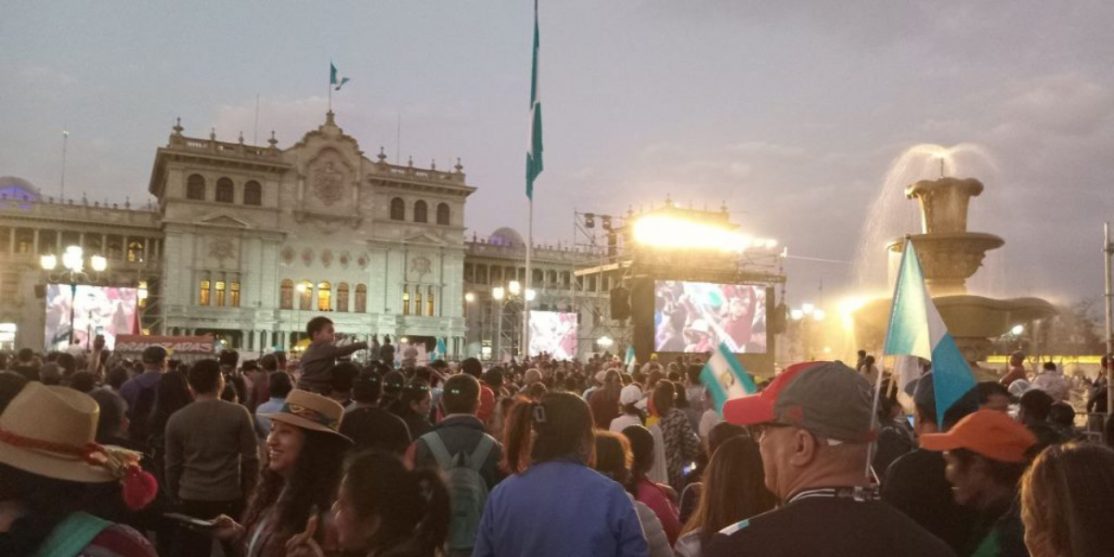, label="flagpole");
[865,237,910,481]
[524,200,533,360]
